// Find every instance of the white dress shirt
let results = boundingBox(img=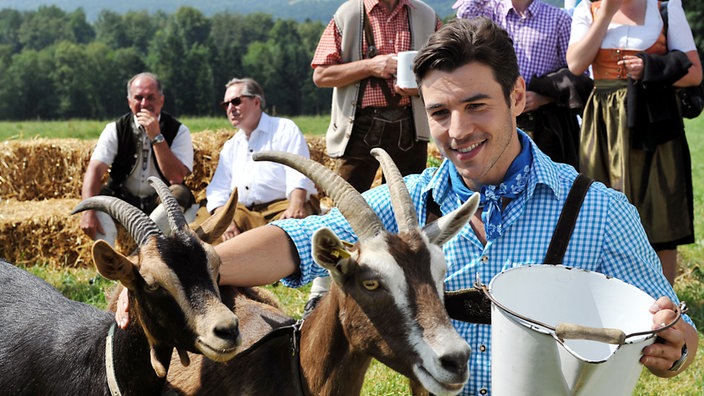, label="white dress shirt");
[206,112,317,212]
